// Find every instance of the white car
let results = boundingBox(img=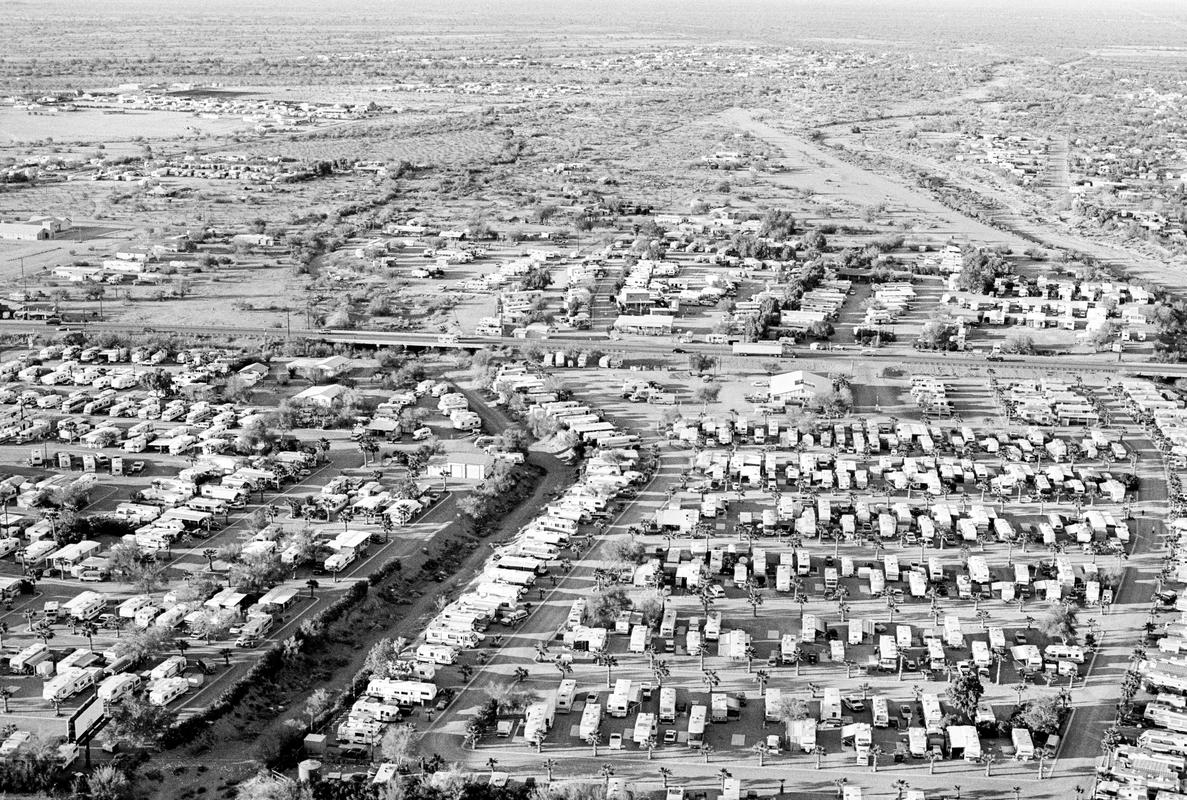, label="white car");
[412,427,433,441]
[609,732,624,750]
